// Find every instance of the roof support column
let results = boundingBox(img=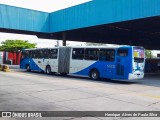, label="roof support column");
[129,40,132,45]
[62,32,66,46]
